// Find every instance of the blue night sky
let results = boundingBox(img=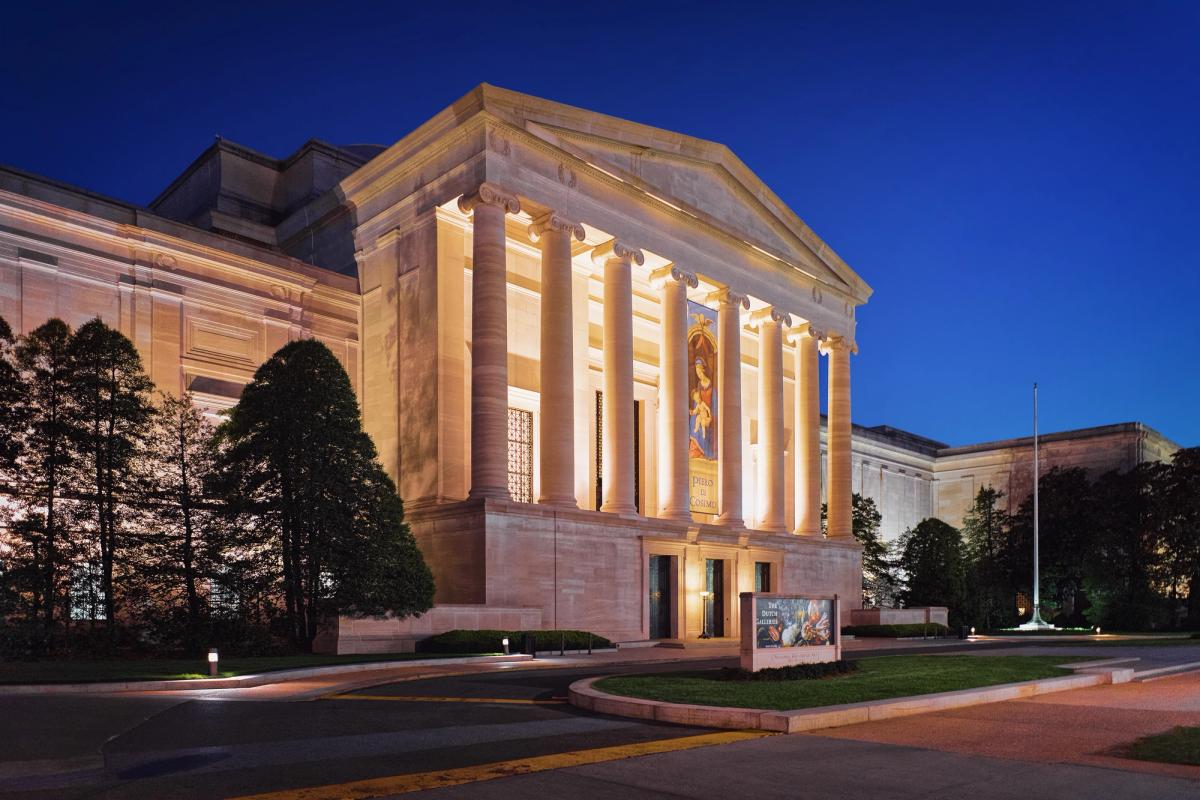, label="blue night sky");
[4,2,1197,447]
